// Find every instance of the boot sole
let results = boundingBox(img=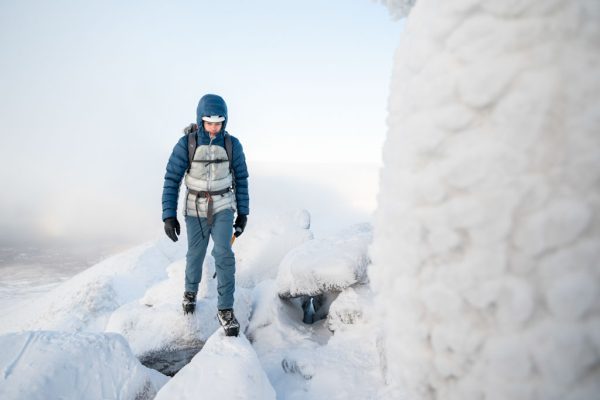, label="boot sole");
[183,304,196,314]
[224,325,239,337]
